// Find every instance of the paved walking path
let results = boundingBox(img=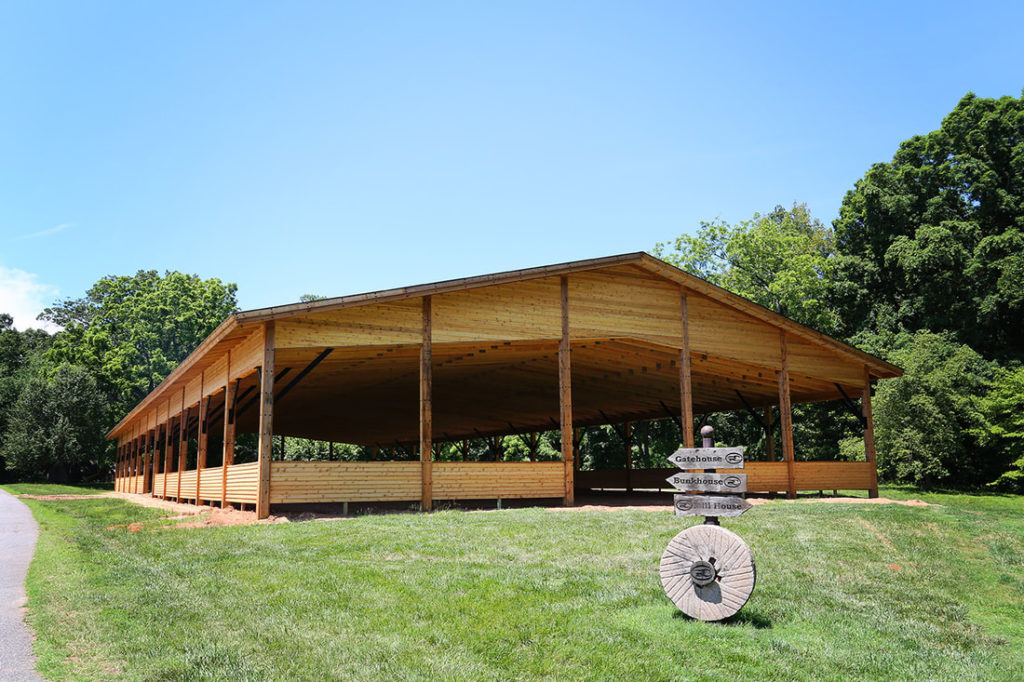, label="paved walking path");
[0,489,43,681]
